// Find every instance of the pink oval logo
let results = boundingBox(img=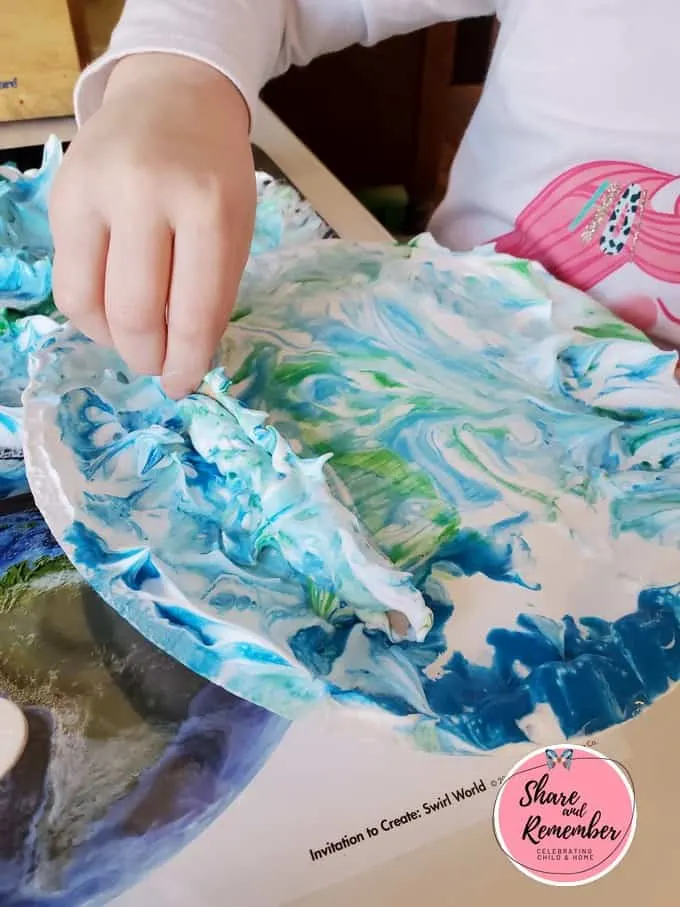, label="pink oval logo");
[493,745,636,886]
